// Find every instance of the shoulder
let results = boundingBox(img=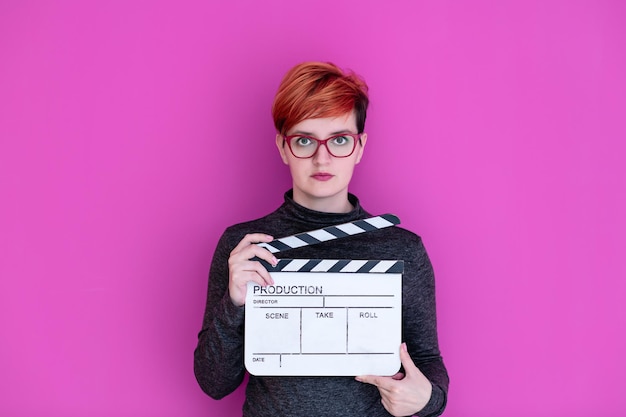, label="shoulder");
[376,225,426,251]
[340,224,429,266]
[218,209,285,251]
[374,226,432,270]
